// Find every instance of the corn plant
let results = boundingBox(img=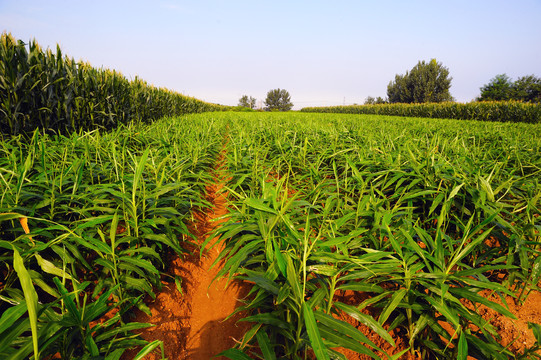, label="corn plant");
[300,101,541,124]
[0,32,227,136]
